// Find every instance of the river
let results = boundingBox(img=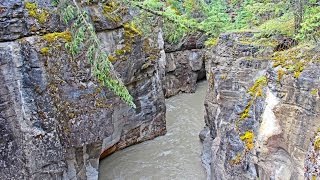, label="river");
[98,81,207,180]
